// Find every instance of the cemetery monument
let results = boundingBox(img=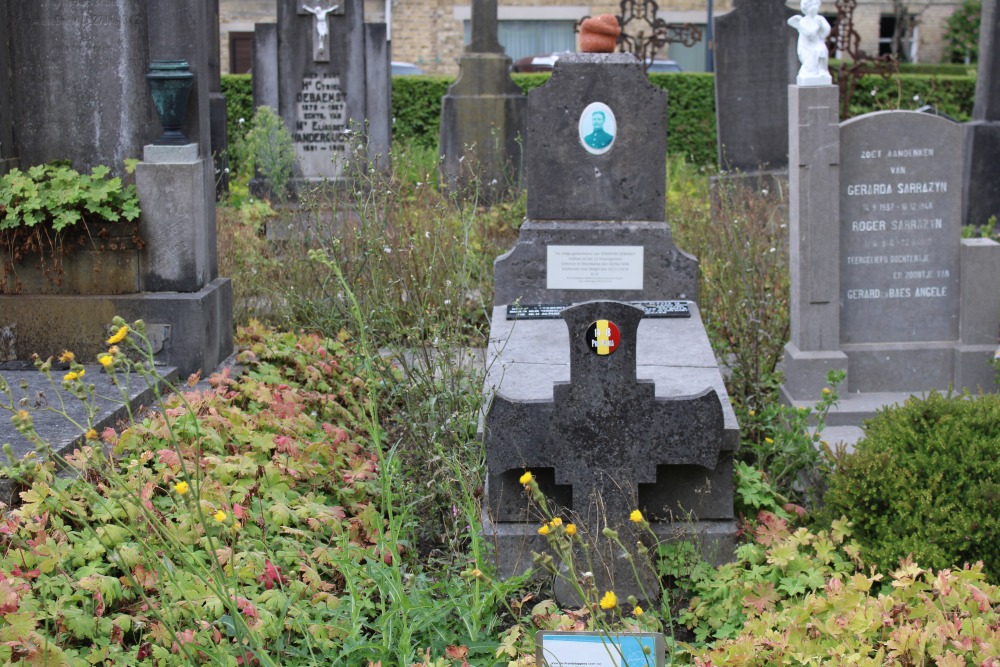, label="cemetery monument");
[964,0,1000,228]
[713,0,798,174]
[780,0,1000,425]
[481,52,738,603]
[439,0,527,203]
[0,0,233,378]
[253,0,390,189]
